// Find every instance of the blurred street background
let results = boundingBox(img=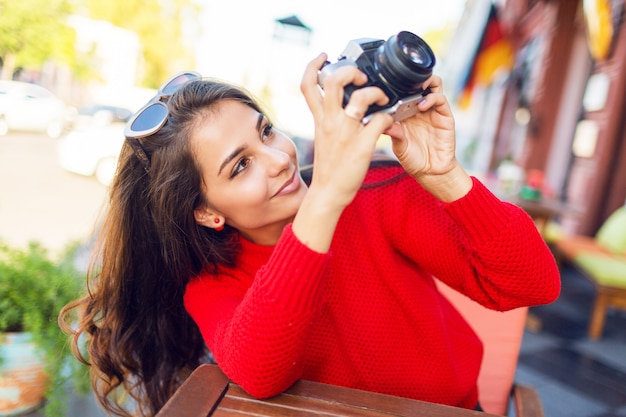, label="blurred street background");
[1,0,626,416]
[0,132,107,254]
[0,0,468,254]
